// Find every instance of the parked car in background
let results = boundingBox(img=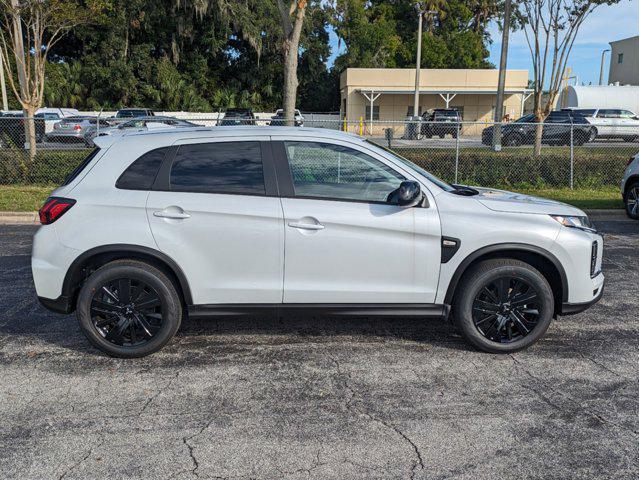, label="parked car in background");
[561,108,639,142]
[36,108,80,134]
[86,116,199,145]
[0,112,45,148]
[622,152,639,219]
[115,108,155,119]
[219,108,256,126]
[421,109,462,138]
[481,111,595,147]
[270,109,304,127]
[32,126,604,357]
[46,117,111,146]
